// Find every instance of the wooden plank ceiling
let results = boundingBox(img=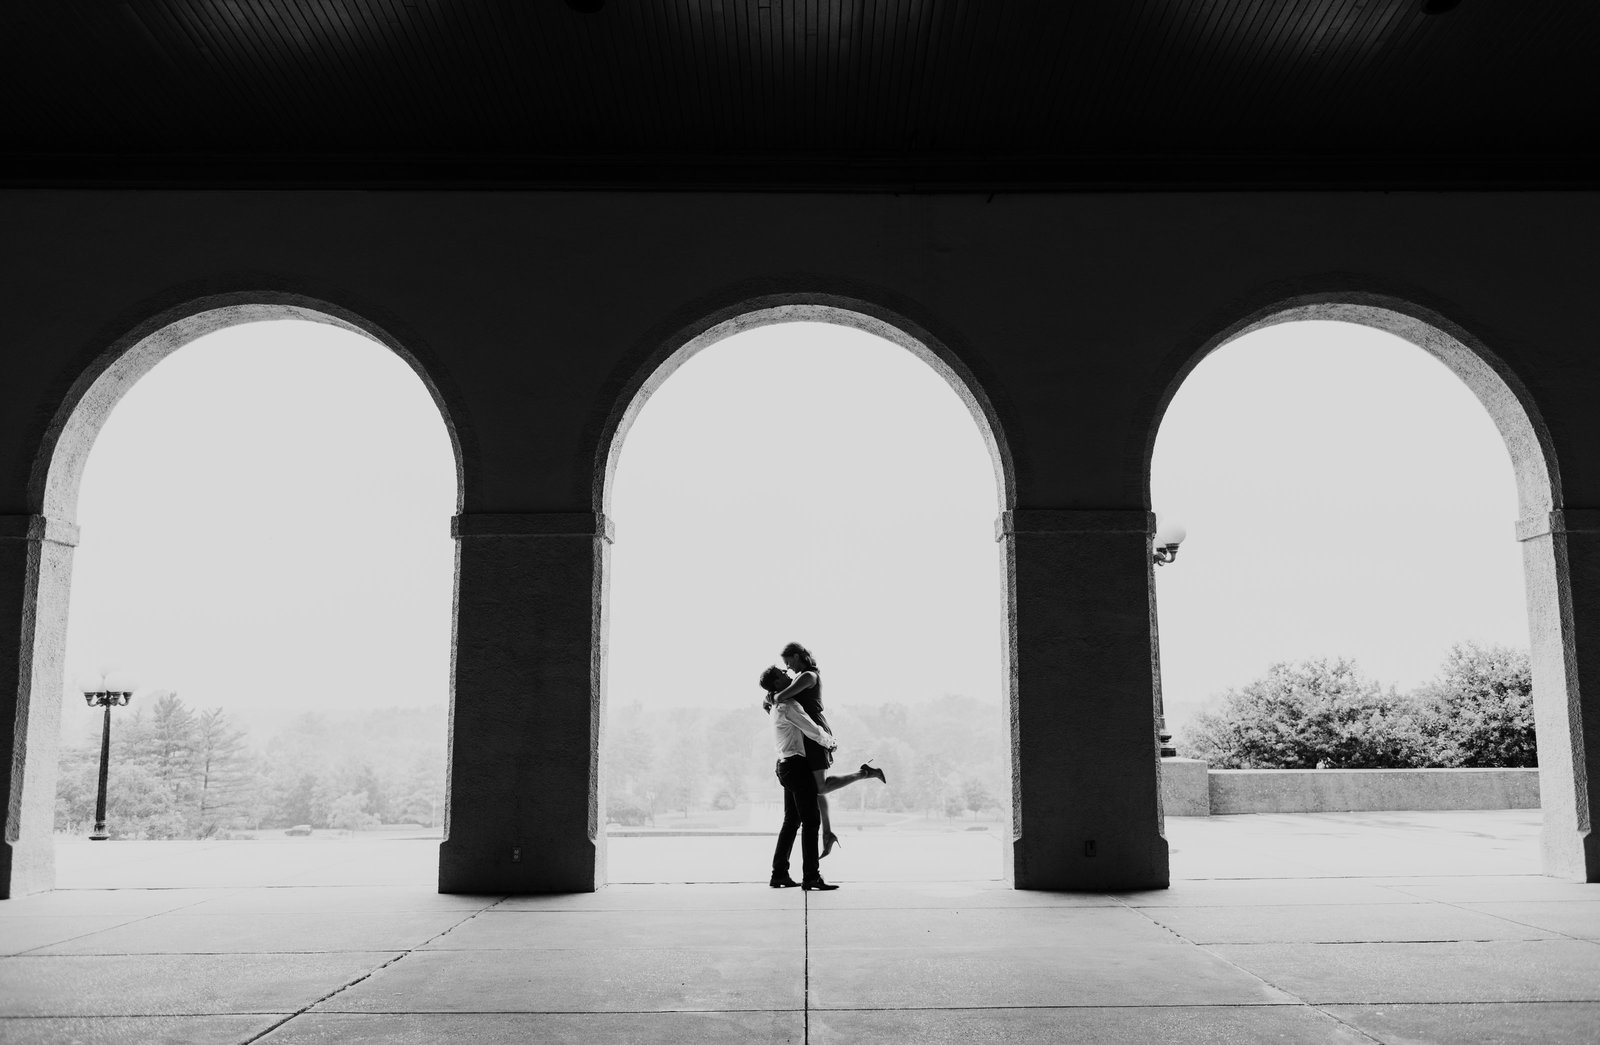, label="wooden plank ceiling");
[3,0,1596,187]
